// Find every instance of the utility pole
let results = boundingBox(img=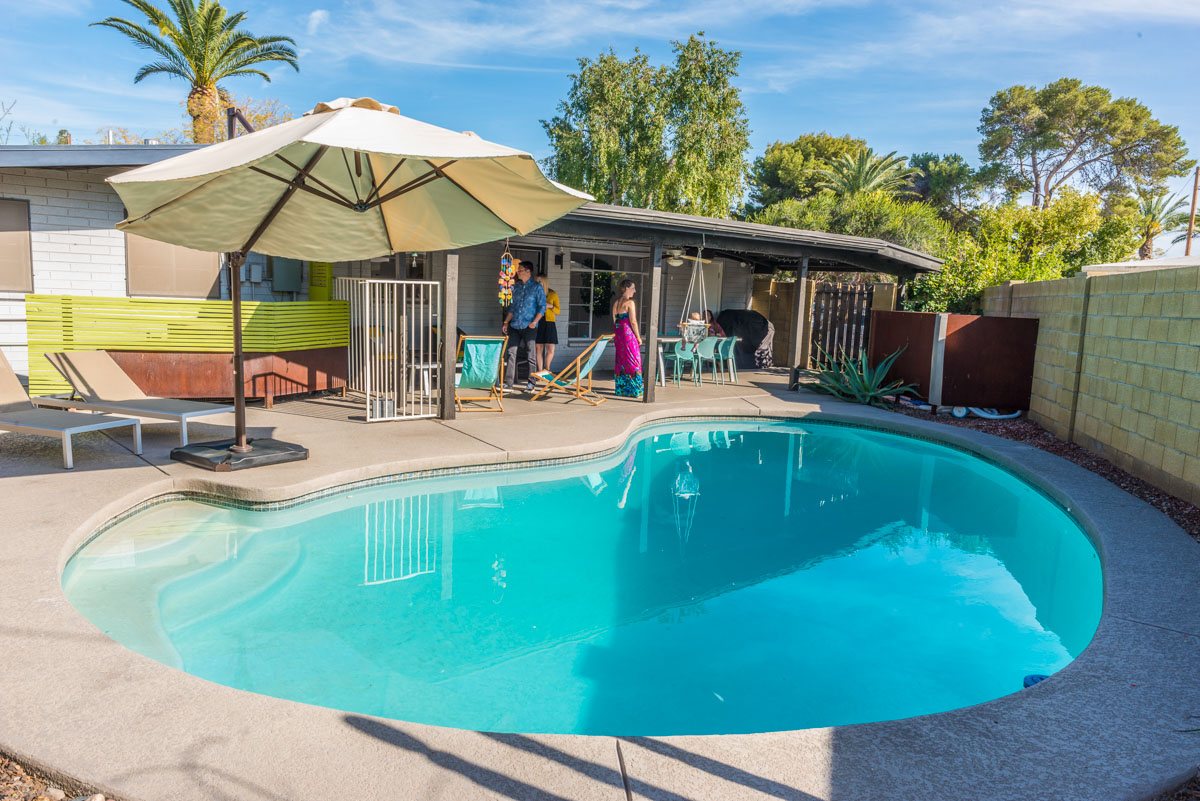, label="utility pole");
[1186,165,1199,257]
